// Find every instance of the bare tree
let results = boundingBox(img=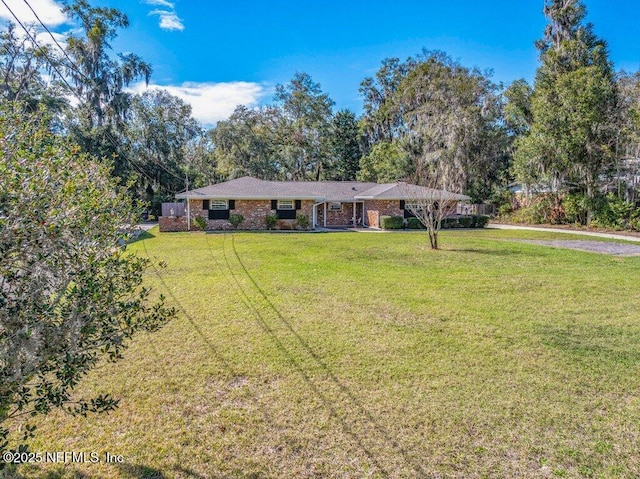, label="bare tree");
[401,162,468,250]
